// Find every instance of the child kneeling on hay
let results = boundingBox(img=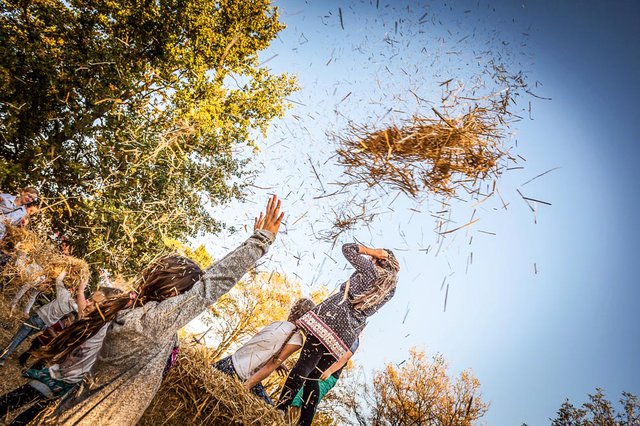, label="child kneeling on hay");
[213,298,316,404]
[0,270,89,367]
[8,249,46,317]
[0,287,122,425]
[42,196,284,426]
